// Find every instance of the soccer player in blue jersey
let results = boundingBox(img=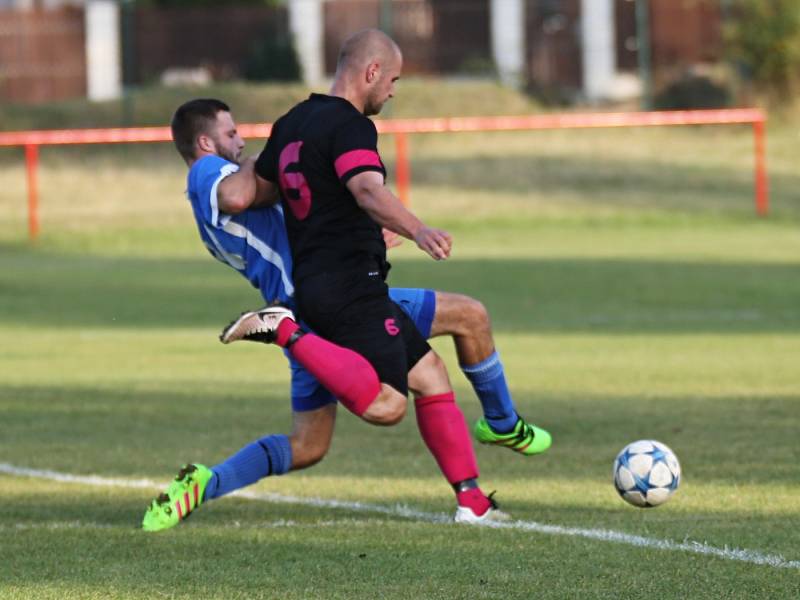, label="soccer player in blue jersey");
[142,53,550,529]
